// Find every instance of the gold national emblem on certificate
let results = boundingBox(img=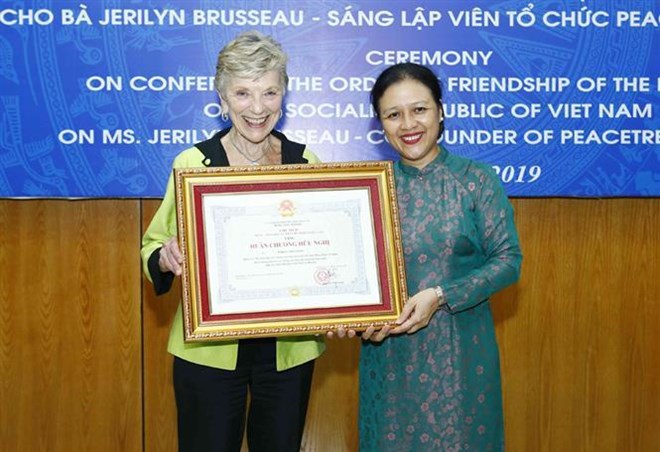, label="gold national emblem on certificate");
[279,199,295,217]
